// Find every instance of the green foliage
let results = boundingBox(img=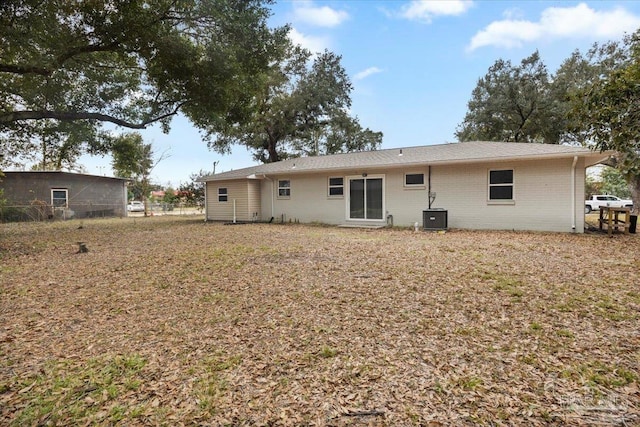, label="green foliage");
[111,133,153,180]
[209,49,382,163]
[456,52,560,144]
[178,169,209,206]
[457,36,640,213]
[162,187,178,204]
[600,167,631,198]
[0,0,287,168]
[585,175,603,198]
[569,30,640,213]
[111,133,166,214]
